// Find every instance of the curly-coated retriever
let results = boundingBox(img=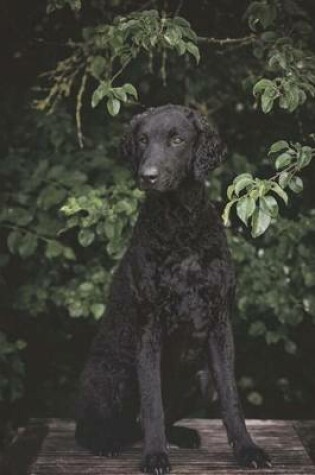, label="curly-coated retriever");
[75,105,271,473]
